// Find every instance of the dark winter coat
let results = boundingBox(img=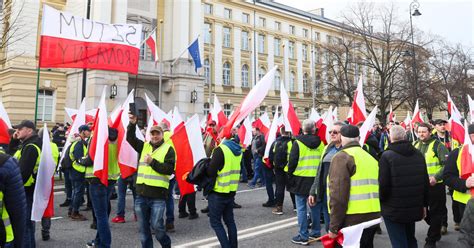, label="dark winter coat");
[287,134,322,196]
[0,154,26,248]
[458,198,474,248]
[379,140,429,223]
